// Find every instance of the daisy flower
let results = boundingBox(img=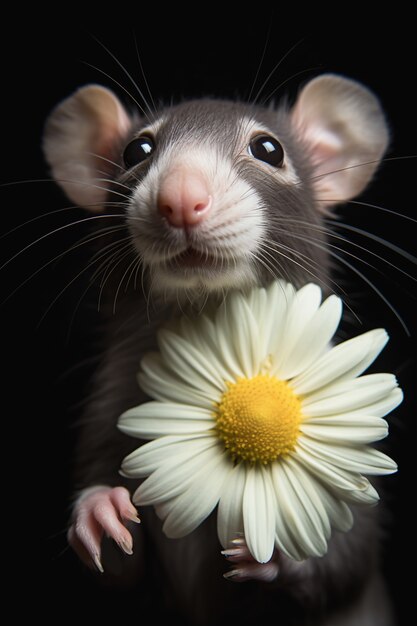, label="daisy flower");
[118,282,401,563]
